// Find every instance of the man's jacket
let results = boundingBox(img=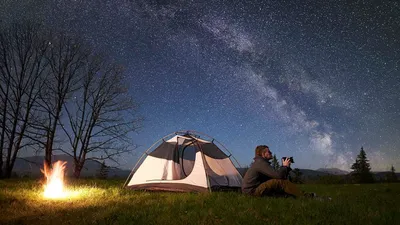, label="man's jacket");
[241,155,291,194]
